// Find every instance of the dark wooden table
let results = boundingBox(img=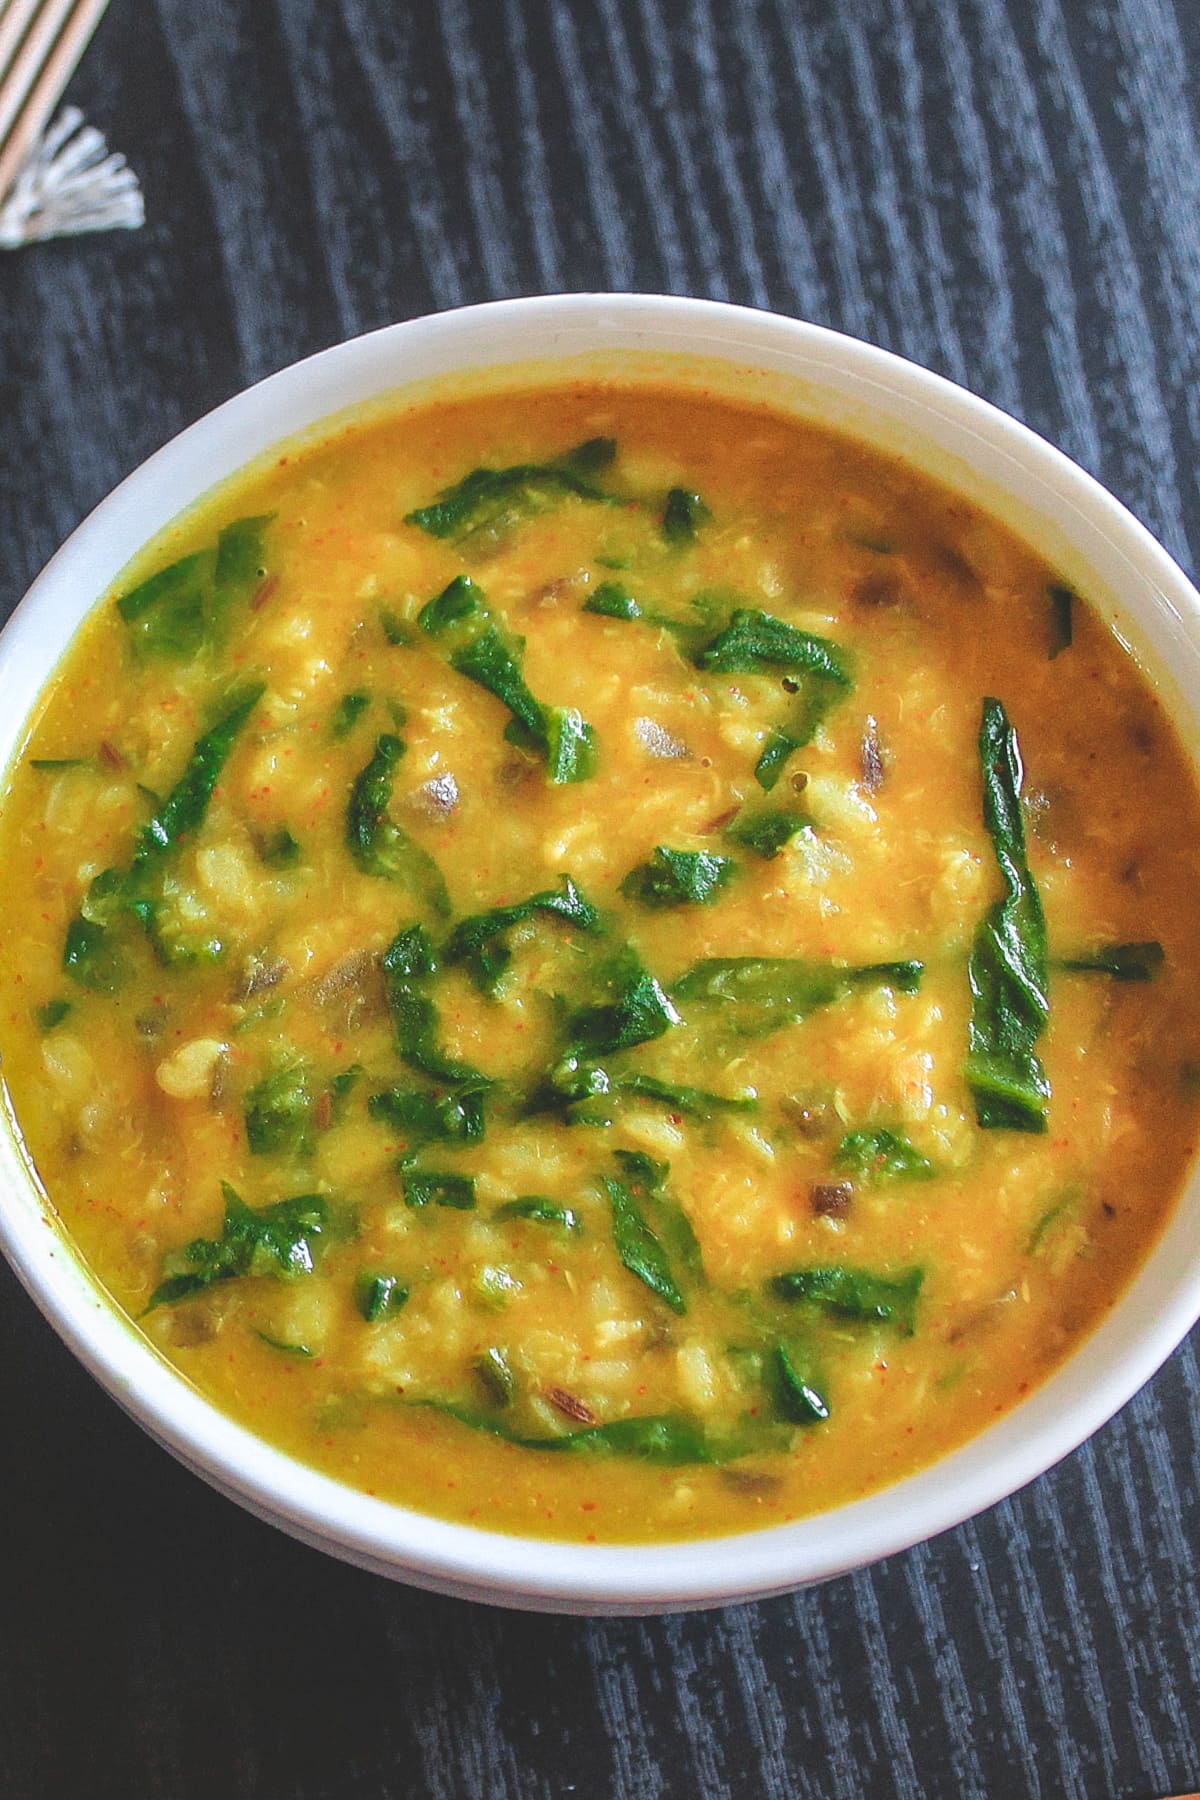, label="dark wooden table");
[2,2,1199,1795]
